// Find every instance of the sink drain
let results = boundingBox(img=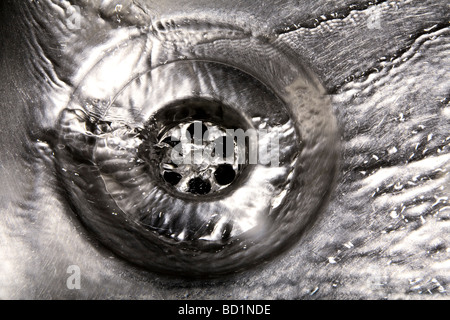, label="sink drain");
[156,119,243,195]
[53,20,339,277]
